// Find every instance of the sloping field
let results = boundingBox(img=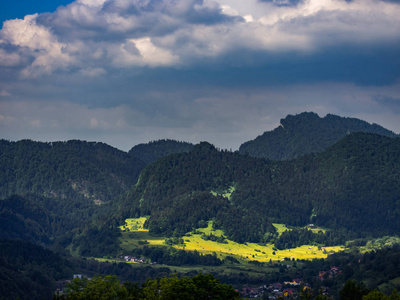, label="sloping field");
[119,219,343,262]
